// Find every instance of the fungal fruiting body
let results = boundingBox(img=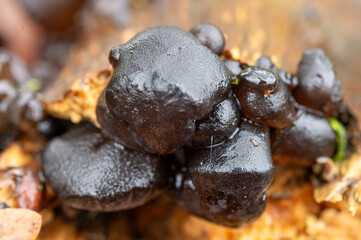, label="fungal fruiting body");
[42,24,350,228]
